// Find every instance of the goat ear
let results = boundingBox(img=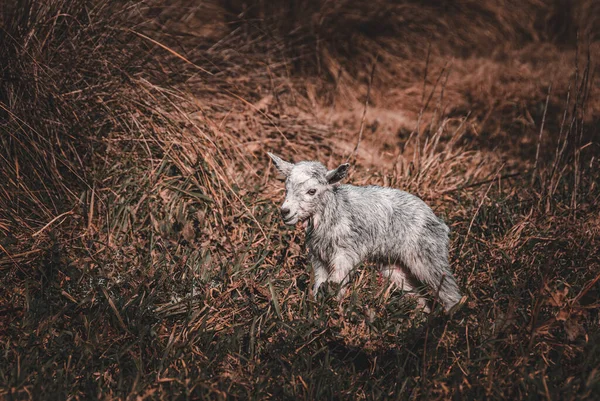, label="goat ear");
[267,152,293,177]
[326,163,350,184]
